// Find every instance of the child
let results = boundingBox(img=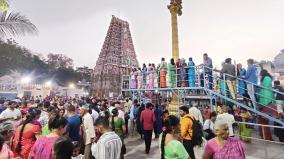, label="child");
[72,141,84,159]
